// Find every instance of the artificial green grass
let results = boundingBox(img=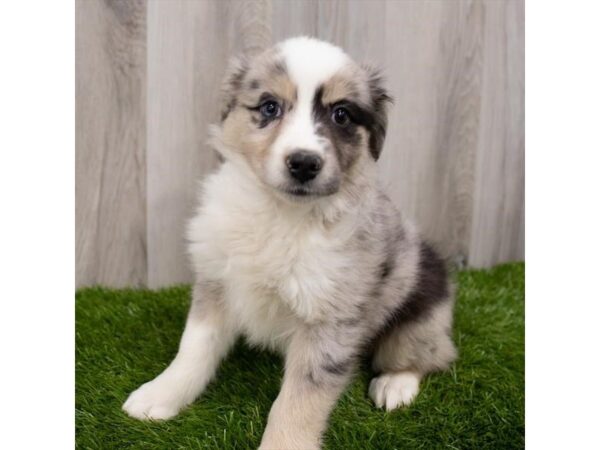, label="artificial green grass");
[76,262,524,450]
